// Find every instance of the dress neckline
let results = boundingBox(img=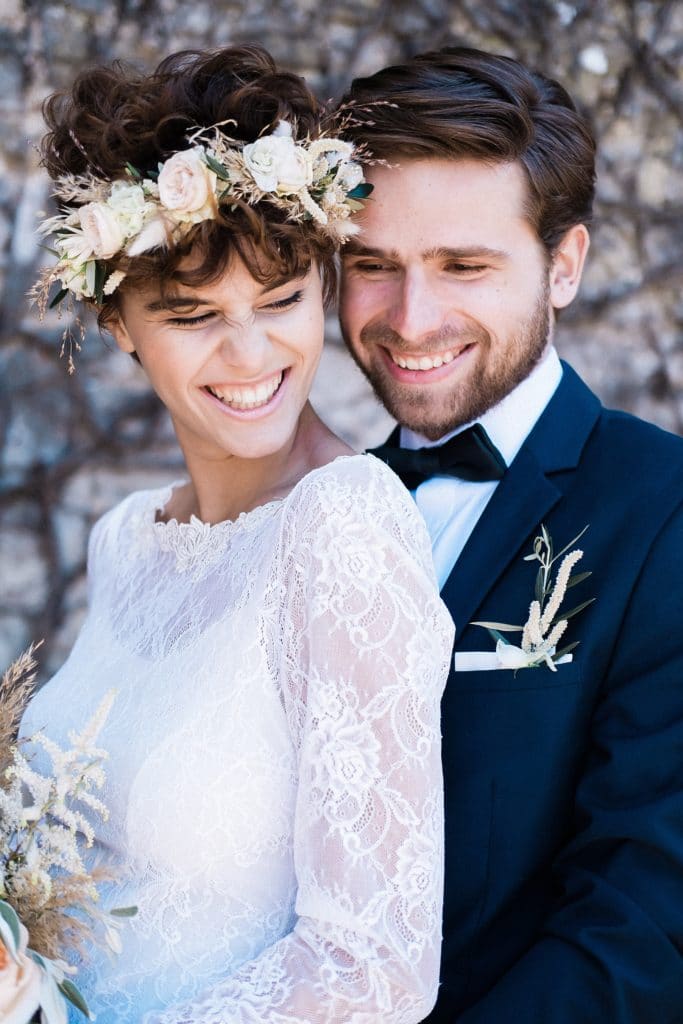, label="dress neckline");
[147,452,370,551]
